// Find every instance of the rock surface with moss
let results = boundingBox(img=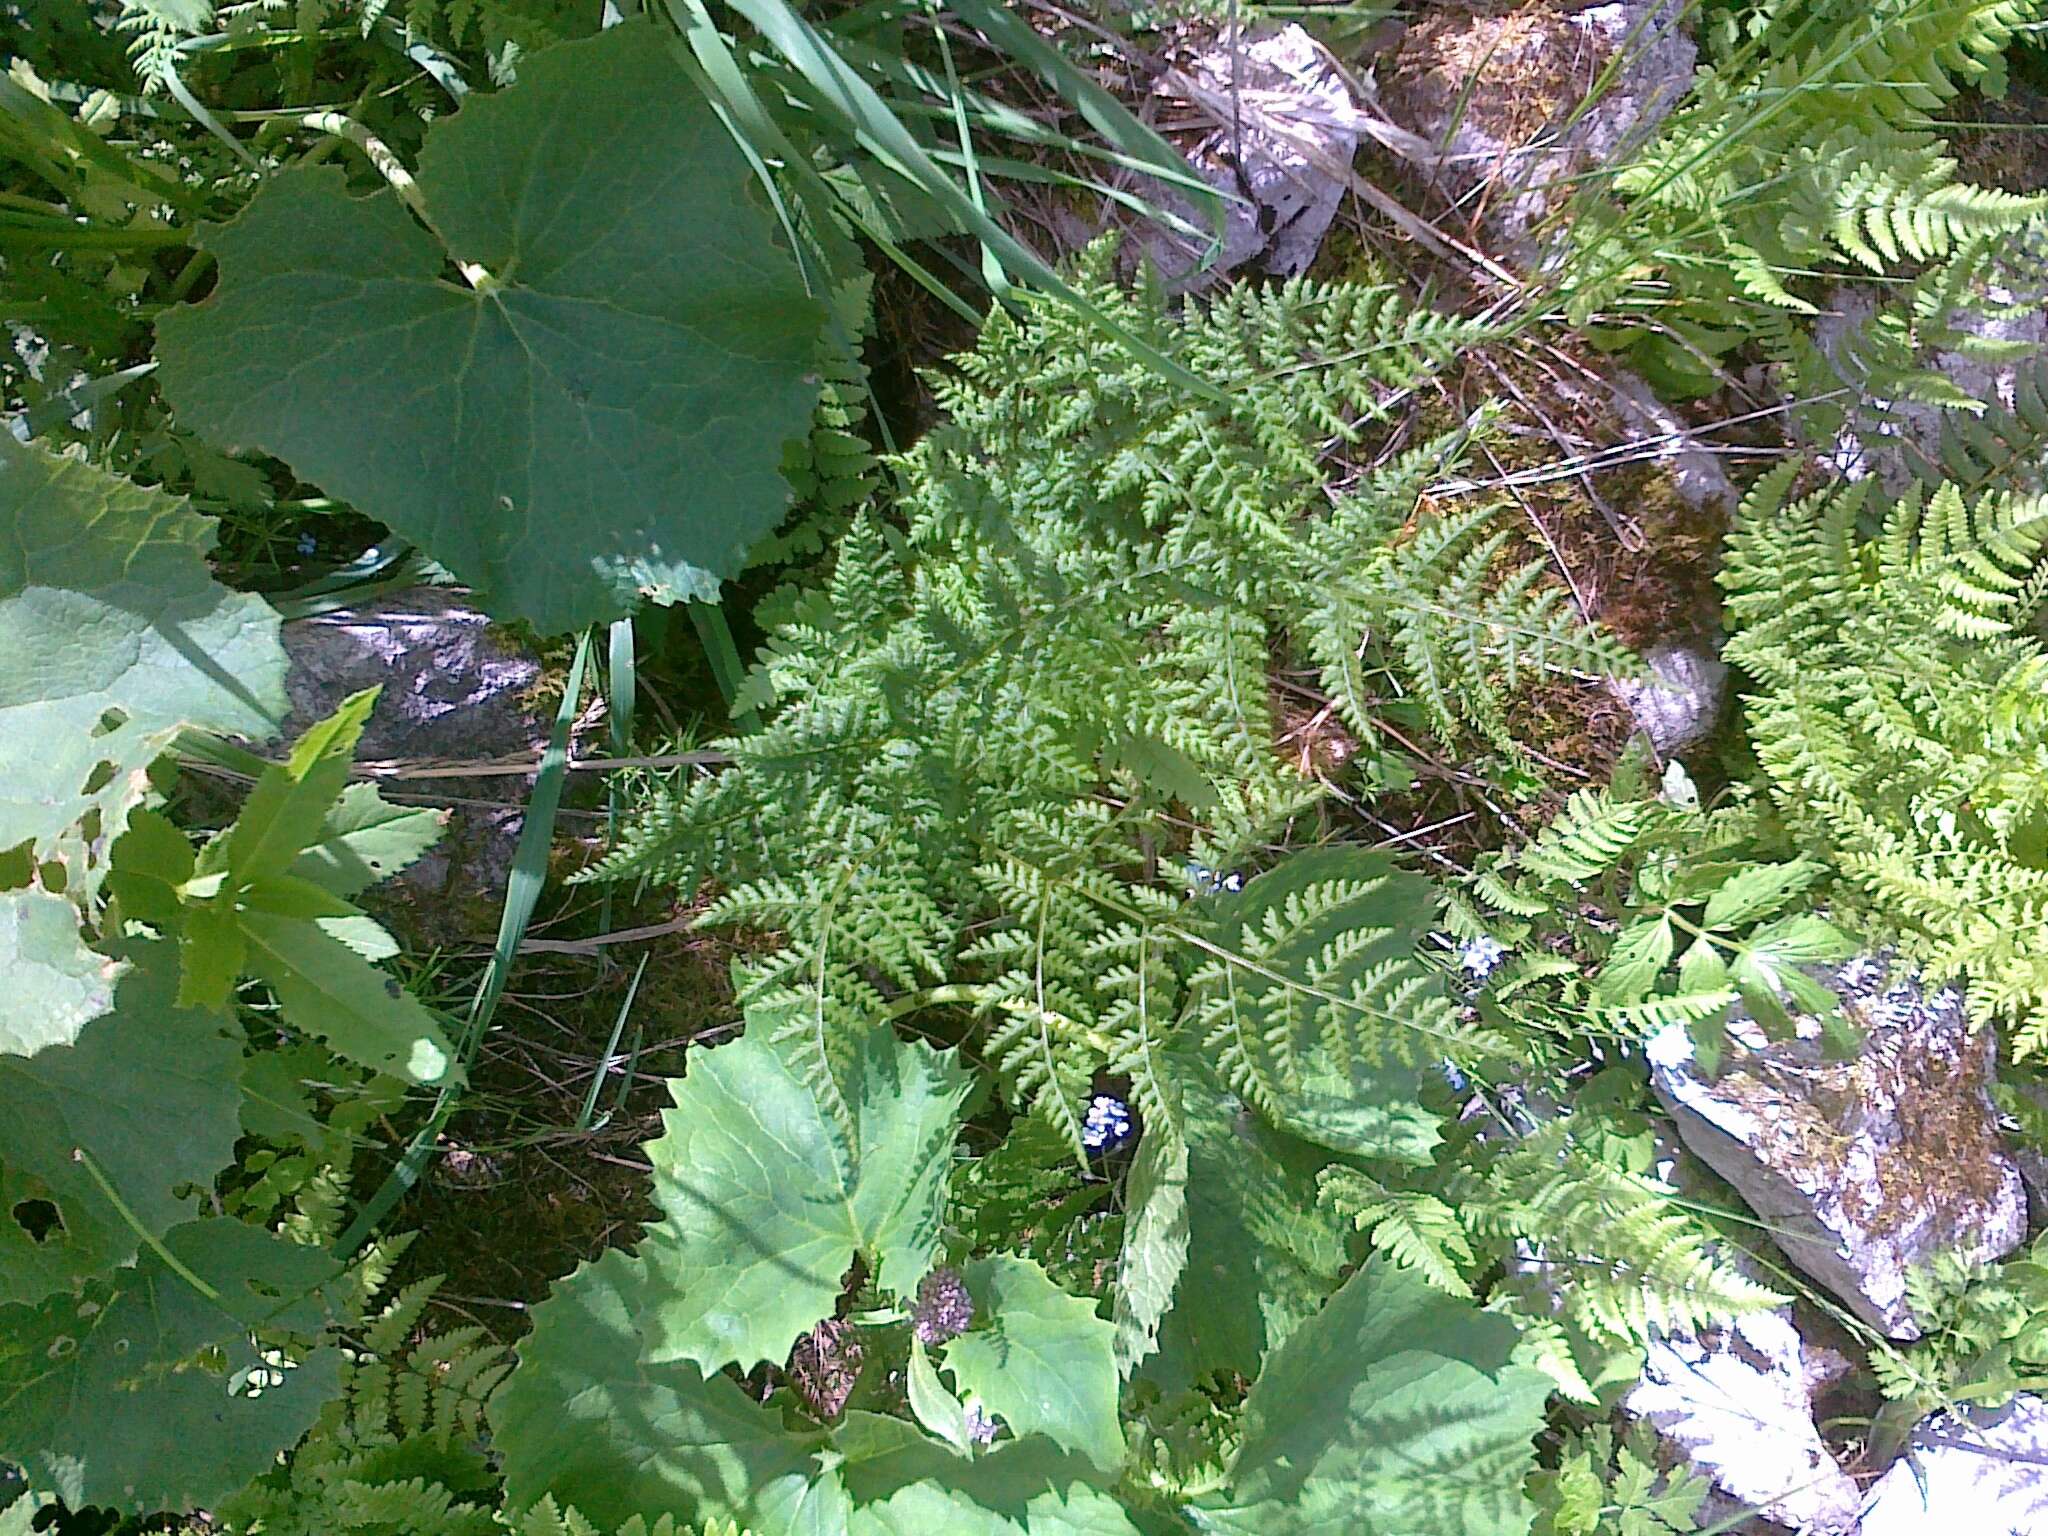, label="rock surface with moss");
[1649,954,2027,1339]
